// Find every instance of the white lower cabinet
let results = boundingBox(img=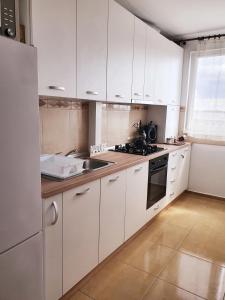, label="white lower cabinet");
[99,170,126,262]
[63,180,100,294]
[176,146,191,195]
[43,195,63,300]
[125,162,148,240]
